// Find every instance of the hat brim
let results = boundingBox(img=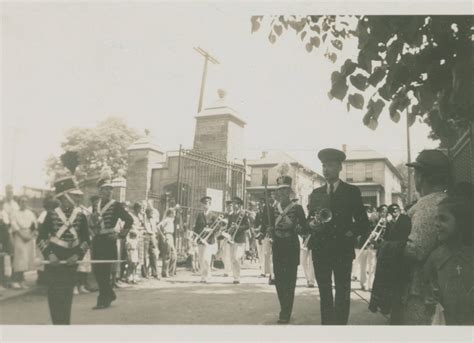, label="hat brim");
[69,189,84,195]
[318,149,346,163]
[276,185,291,190]
[406,161,421,168]
[99,183,113,188]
